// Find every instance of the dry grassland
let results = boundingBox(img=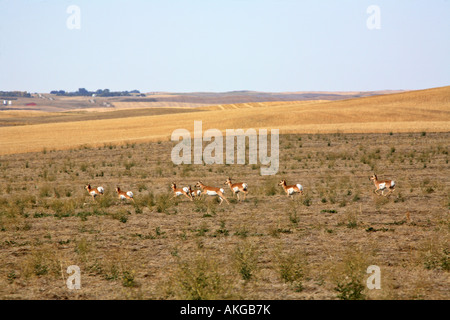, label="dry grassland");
[0,131,448,300]
[0,86,448,300]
